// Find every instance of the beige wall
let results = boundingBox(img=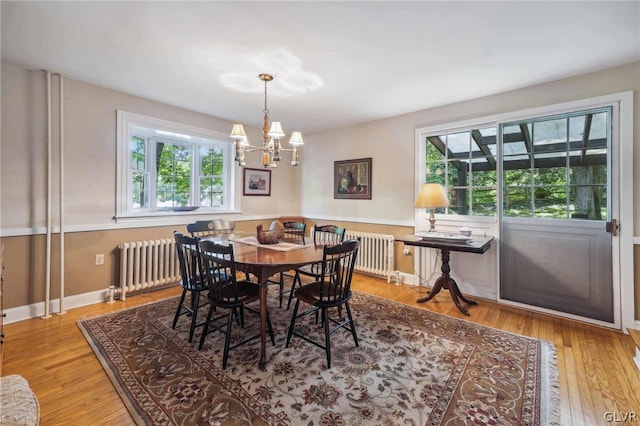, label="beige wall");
[1,60,639,321]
